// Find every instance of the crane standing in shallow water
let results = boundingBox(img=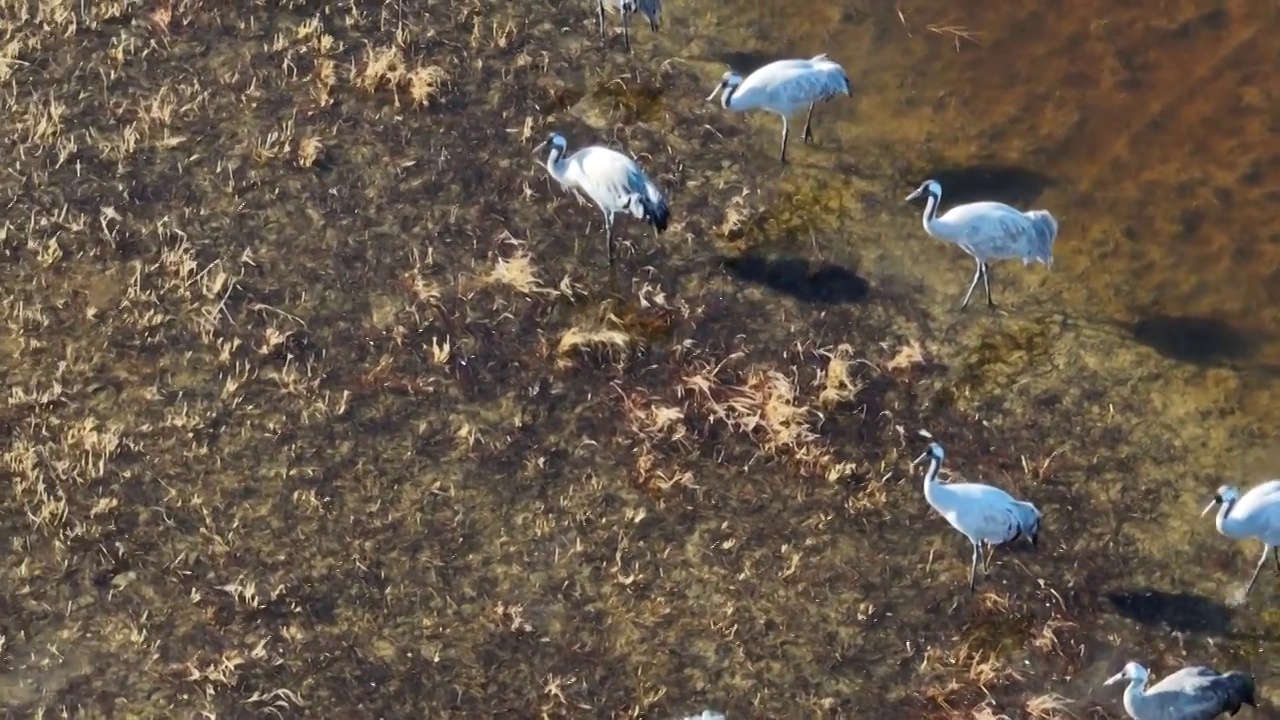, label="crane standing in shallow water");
[597,0,660,52]
[1202,480,1280,597]
[915,440,1042,591]
[1104,661,1257,720]
[534,132,670,266]
[705,55,852,163]
[905,179,1058,310]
